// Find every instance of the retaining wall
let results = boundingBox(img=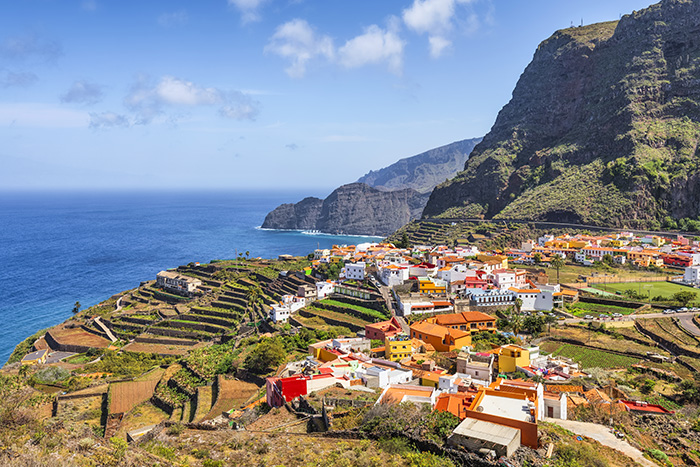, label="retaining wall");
[297,309,363,332]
